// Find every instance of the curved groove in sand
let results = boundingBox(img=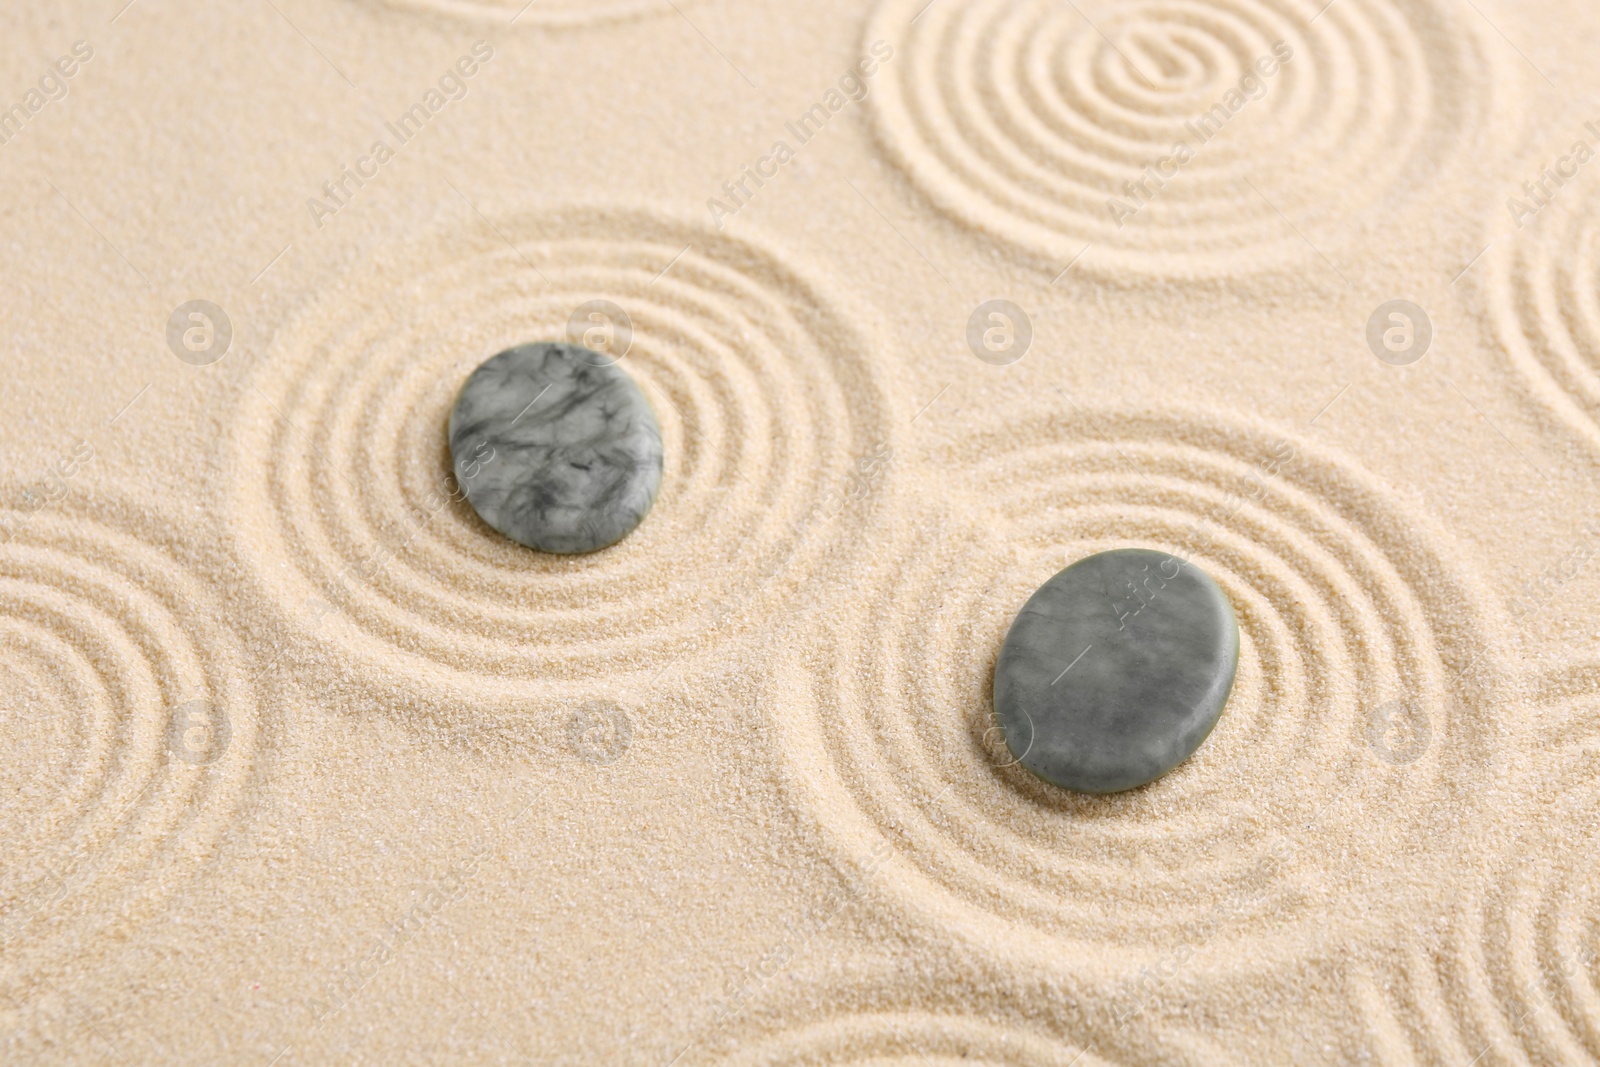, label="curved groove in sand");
[776,408,1504,969]
[0,503,258,993]
[865,0,1491,277]
[1486,195,1600,454]
[1371,666,1600,1064]
[226,204,893,727]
